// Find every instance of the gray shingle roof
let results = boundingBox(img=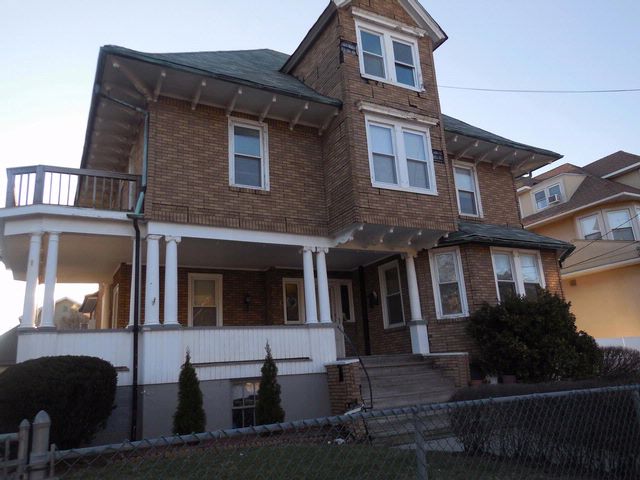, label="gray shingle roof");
[439,221,574,255]
[442,114,562,159]
[102,45,342,107]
